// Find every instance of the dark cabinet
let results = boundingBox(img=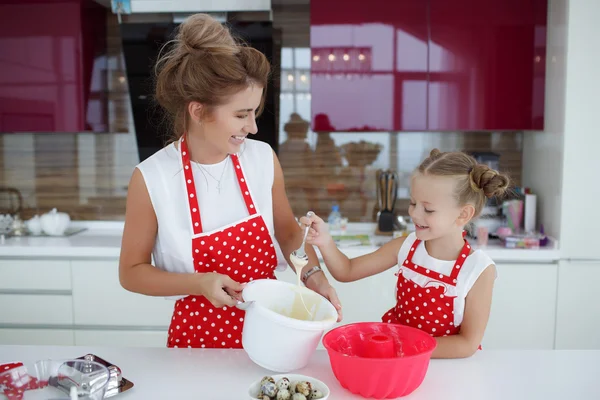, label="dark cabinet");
[310,0,547,132]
